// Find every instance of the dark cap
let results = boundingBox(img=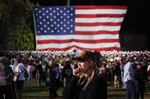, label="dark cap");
[76,50,94,62]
